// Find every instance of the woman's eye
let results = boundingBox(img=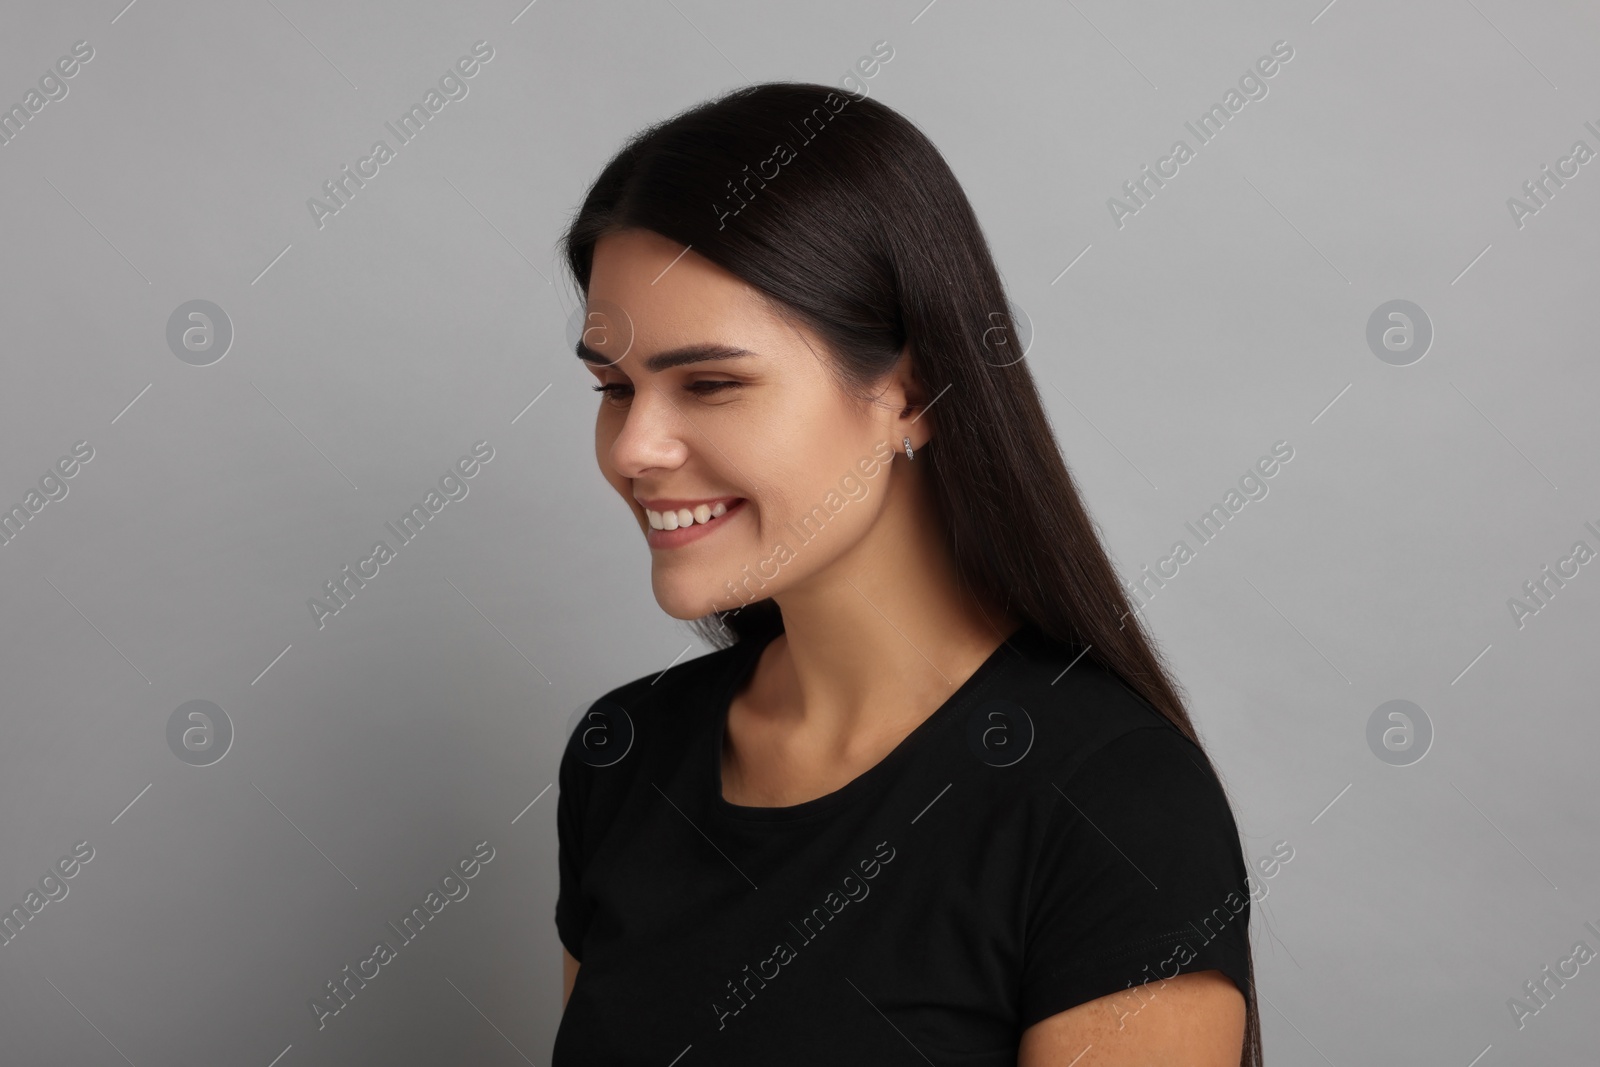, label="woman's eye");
[591,380,740,406]
[686,380,740,396]
[591,383,633,406]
